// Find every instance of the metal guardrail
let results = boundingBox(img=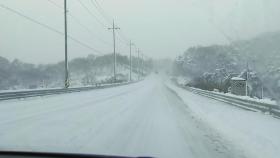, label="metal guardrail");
[0,82,135,101]
[179,85,280,118]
